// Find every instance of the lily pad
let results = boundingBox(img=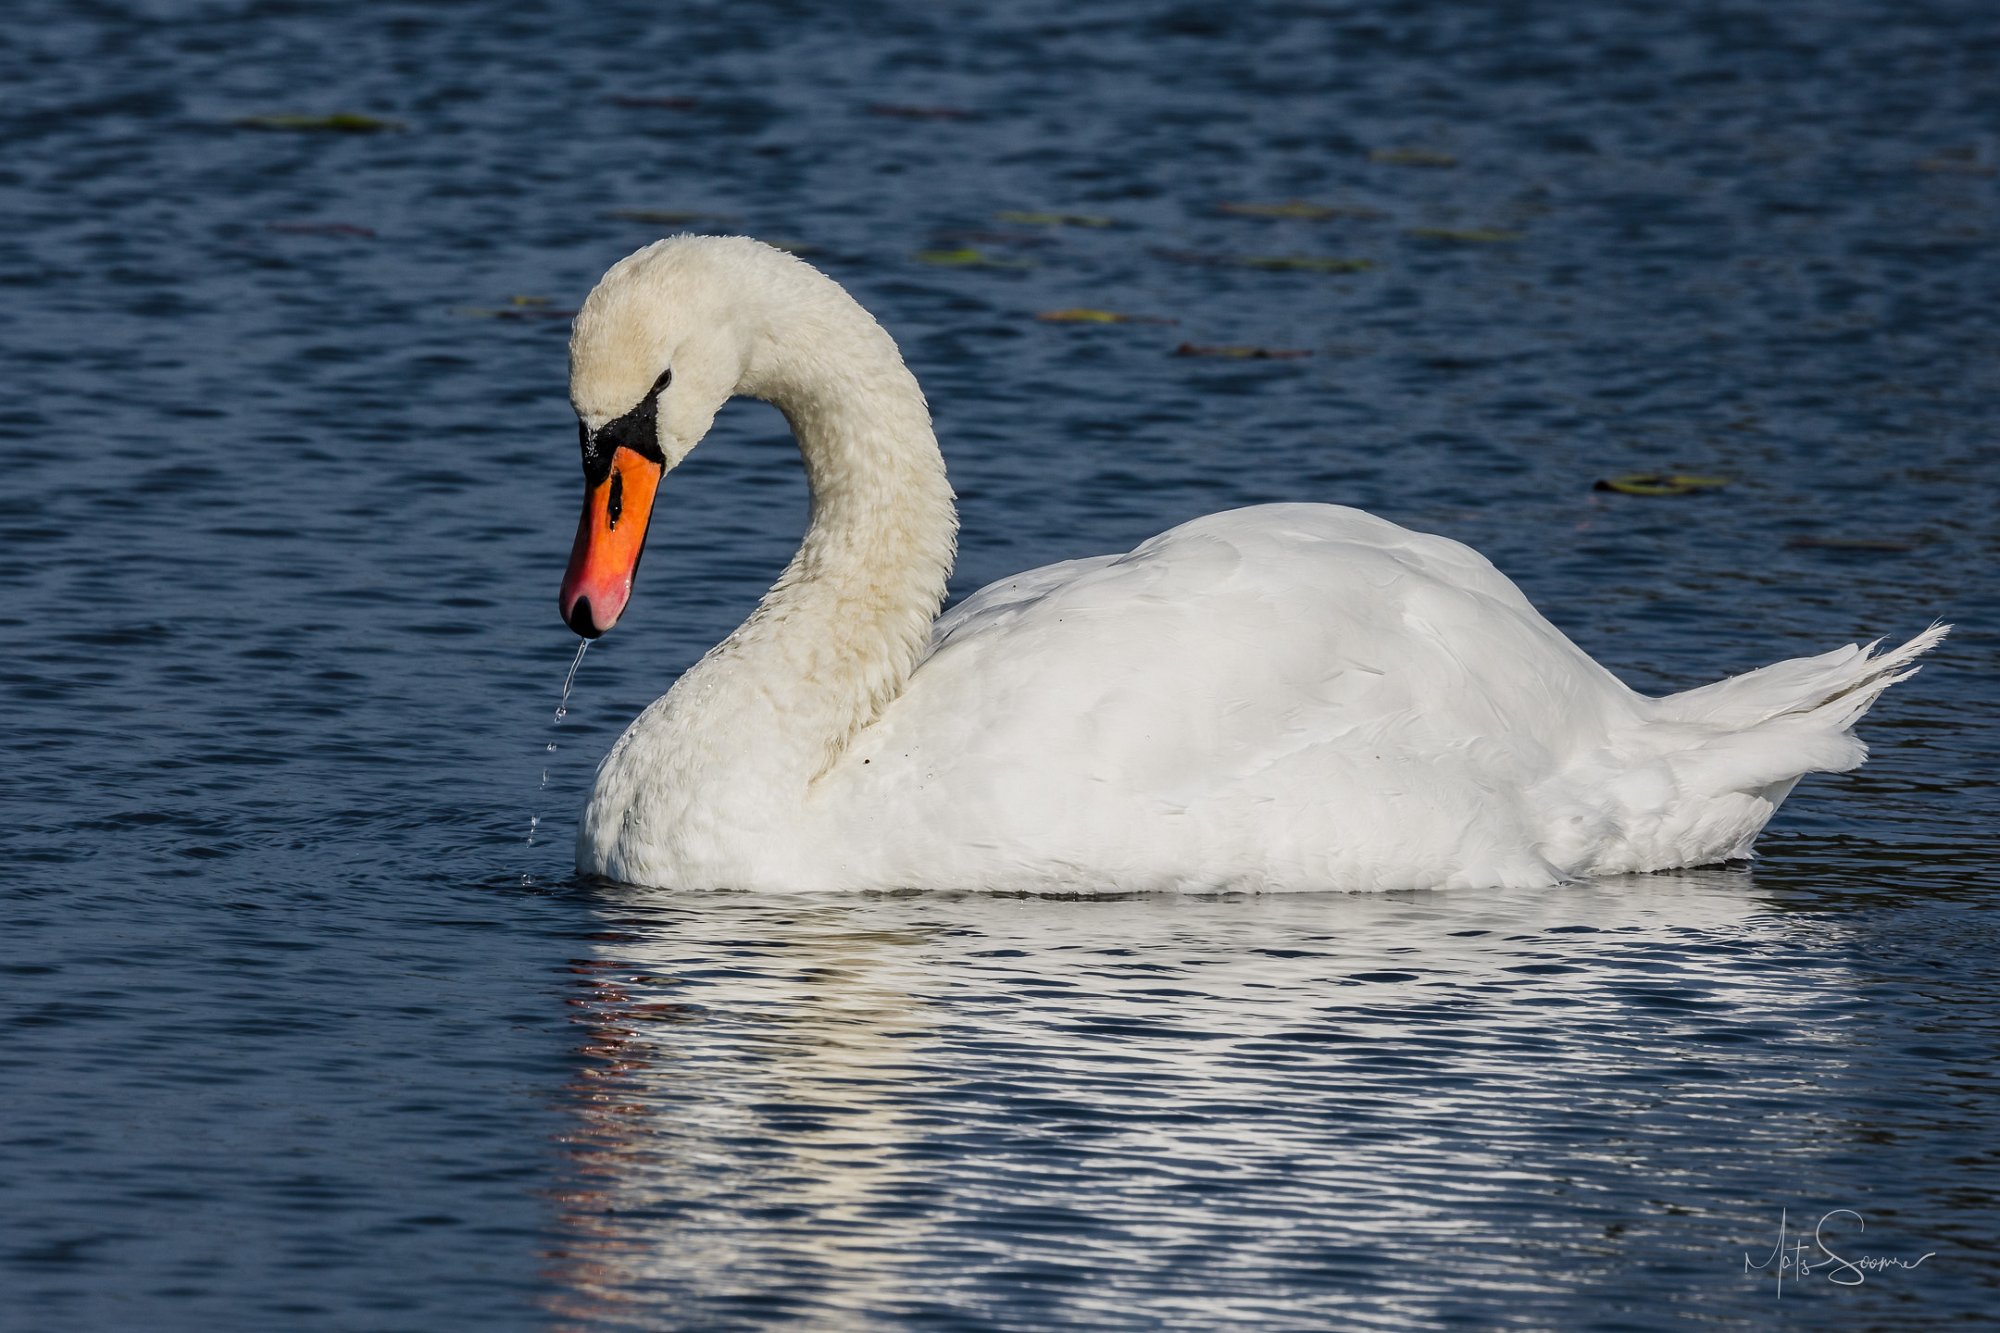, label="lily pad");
[265,221,376,237]
[914,247,1033,269]
[1407,227,1526,243]
[1174,343,1311,360]
[1152,248,1378,273]
[1237,255,1377,273]
[868,103,973,120]
[1036,309,1176,324]
[234,113,406,133]
[994,210,1116,227]
[449,295,576,320]
[1784,536,1920,552]
[1217,200,1382,220]
[609,95,701,109]
[934,229,1056,247]
[608,208,741,225]
[1370,147,1457,168]
[1916,148,1996,176]
[1593,473,1732,497]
